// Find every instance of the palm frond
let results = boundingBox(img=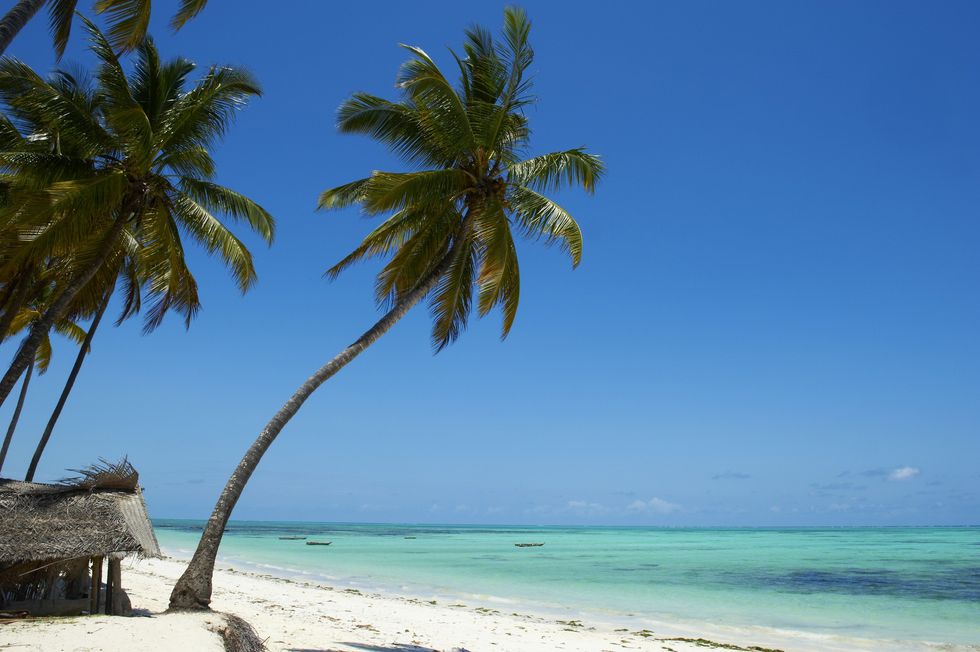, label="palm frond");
[177,177,274,243]
[318,177,371,211]
[325,205,436,279]
[156,65,261,153]
[508,149,604,194]
[475,203,520,337]
[337,93,450,166]
[509,186,583,267]
[93,0,151,53]
[52,317,87,344]
[397,45,475,153]
[34,332,52,373]
[360,169,472,214]
[428,226,478,350]
[373,207,457,306]
[171,0,208,31]
[48,0,80,59]
[169,193,256,292]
